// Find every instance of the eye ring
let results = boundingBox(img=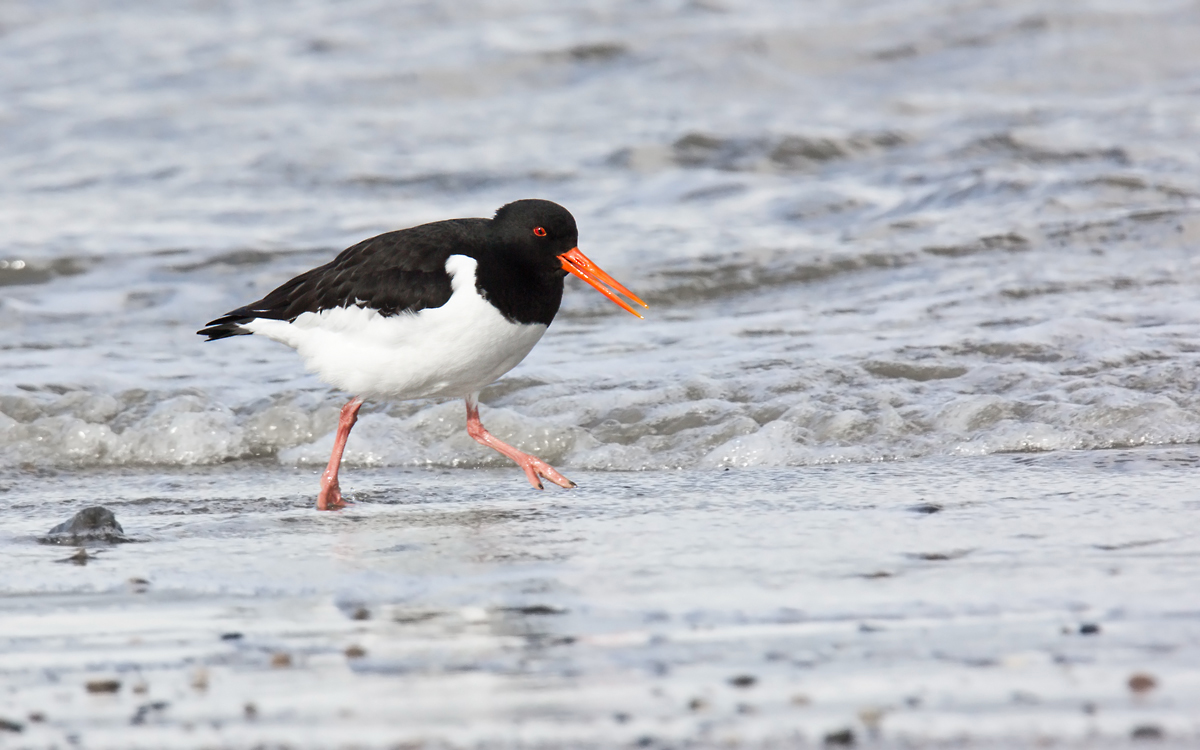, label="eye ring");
[533,226,547,237]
